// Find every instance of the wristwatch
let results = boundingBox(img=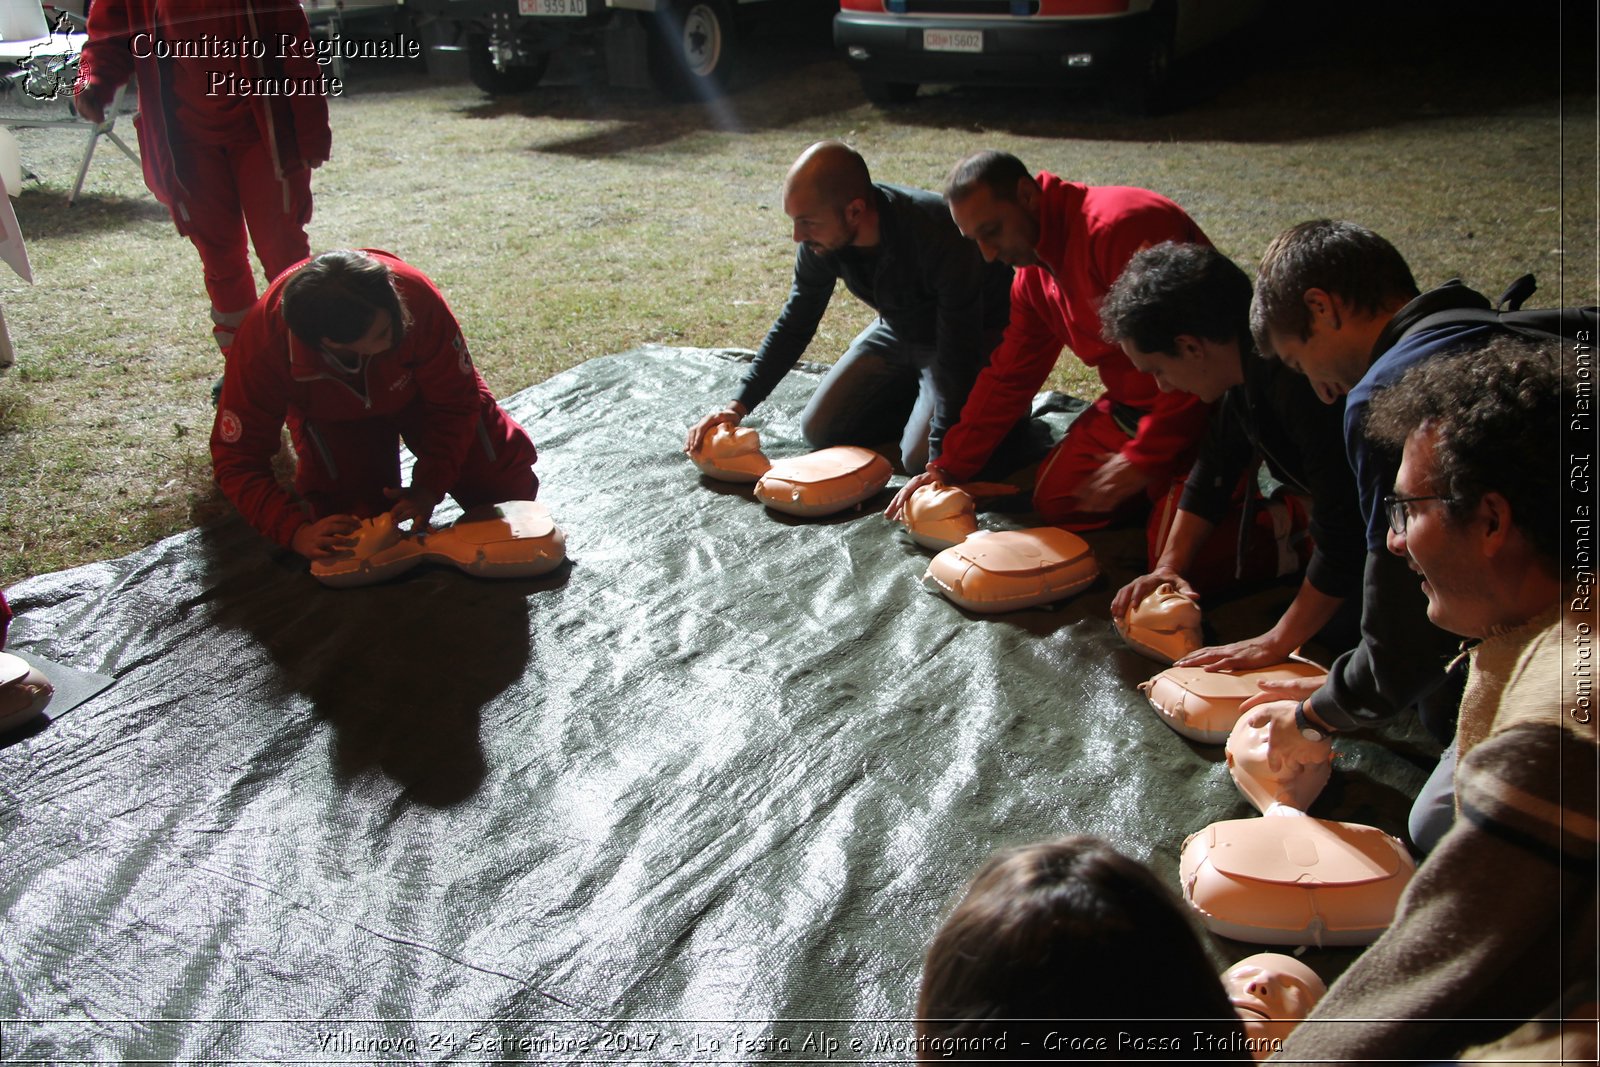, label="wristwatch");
[1294,701,1326,743]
